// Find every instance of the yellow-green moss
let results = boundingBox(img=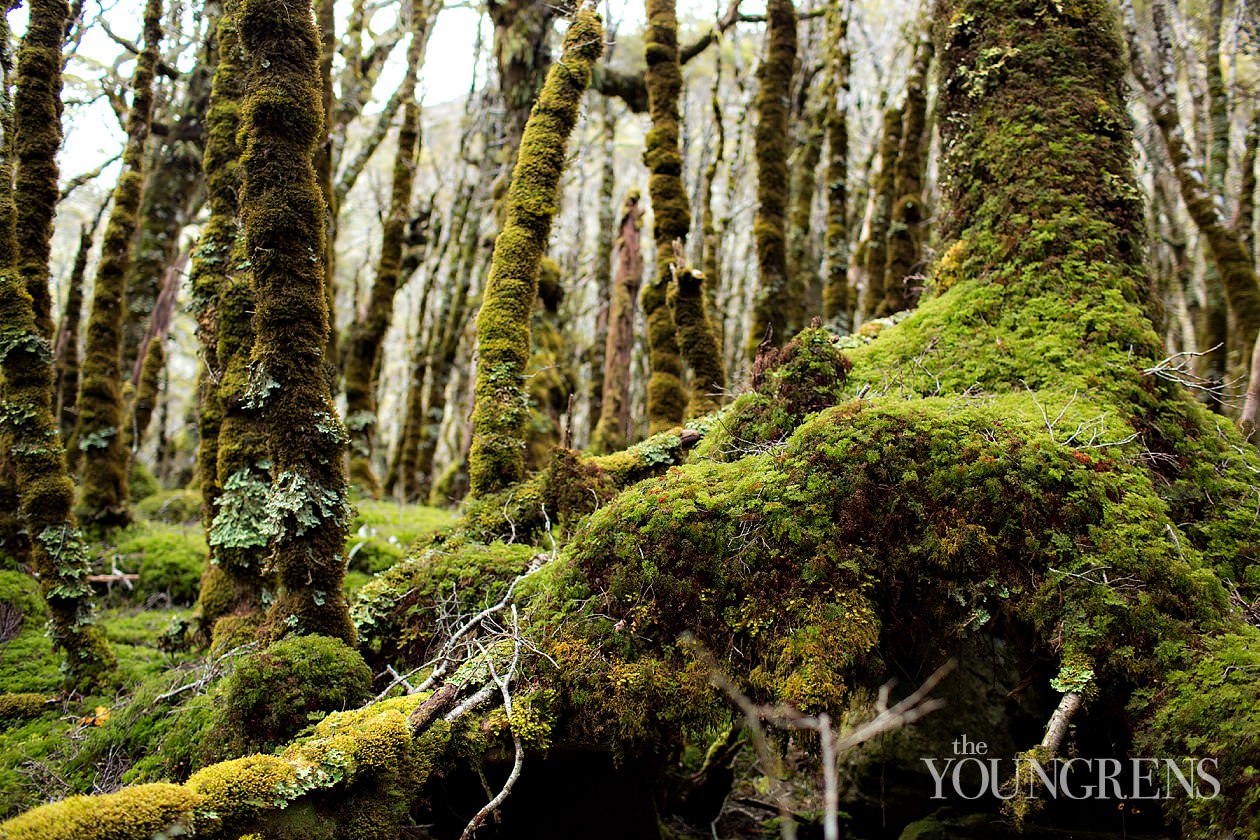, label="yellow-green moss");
[0,783,200,839]
[468,9,603,496]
